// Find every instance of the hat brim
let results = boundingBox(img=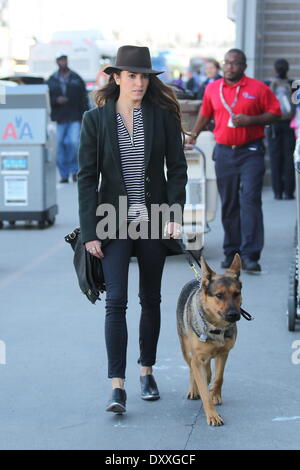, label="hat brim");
[103,65,163,75]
